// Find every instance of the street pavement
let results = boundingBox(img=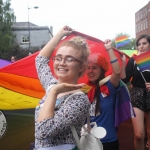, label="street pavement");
[118,119,134,150]
[117,119,148,150]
